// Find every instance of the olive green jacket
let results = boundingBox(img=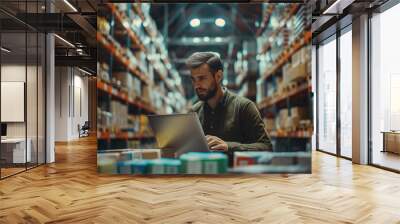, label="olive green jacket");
[192,90,272,151]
